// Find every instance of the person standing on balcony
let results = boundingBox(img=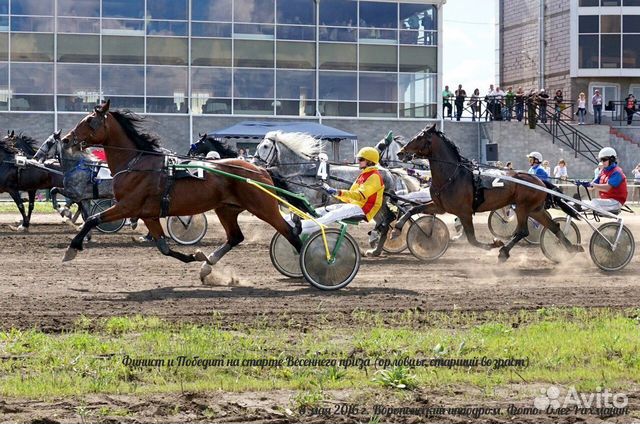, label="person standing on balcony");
[515,87,525,122]
[592,89,603,124]
[454,84,466,121]
[485,84,495,121]
[553,89,563,121]
[468,88,480,122]
[442,85,453,118]
[527,89,538,129]
[576,92,587,125]
[537,89,549,123]
[505,87,515,121]
[624,93,637,126]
